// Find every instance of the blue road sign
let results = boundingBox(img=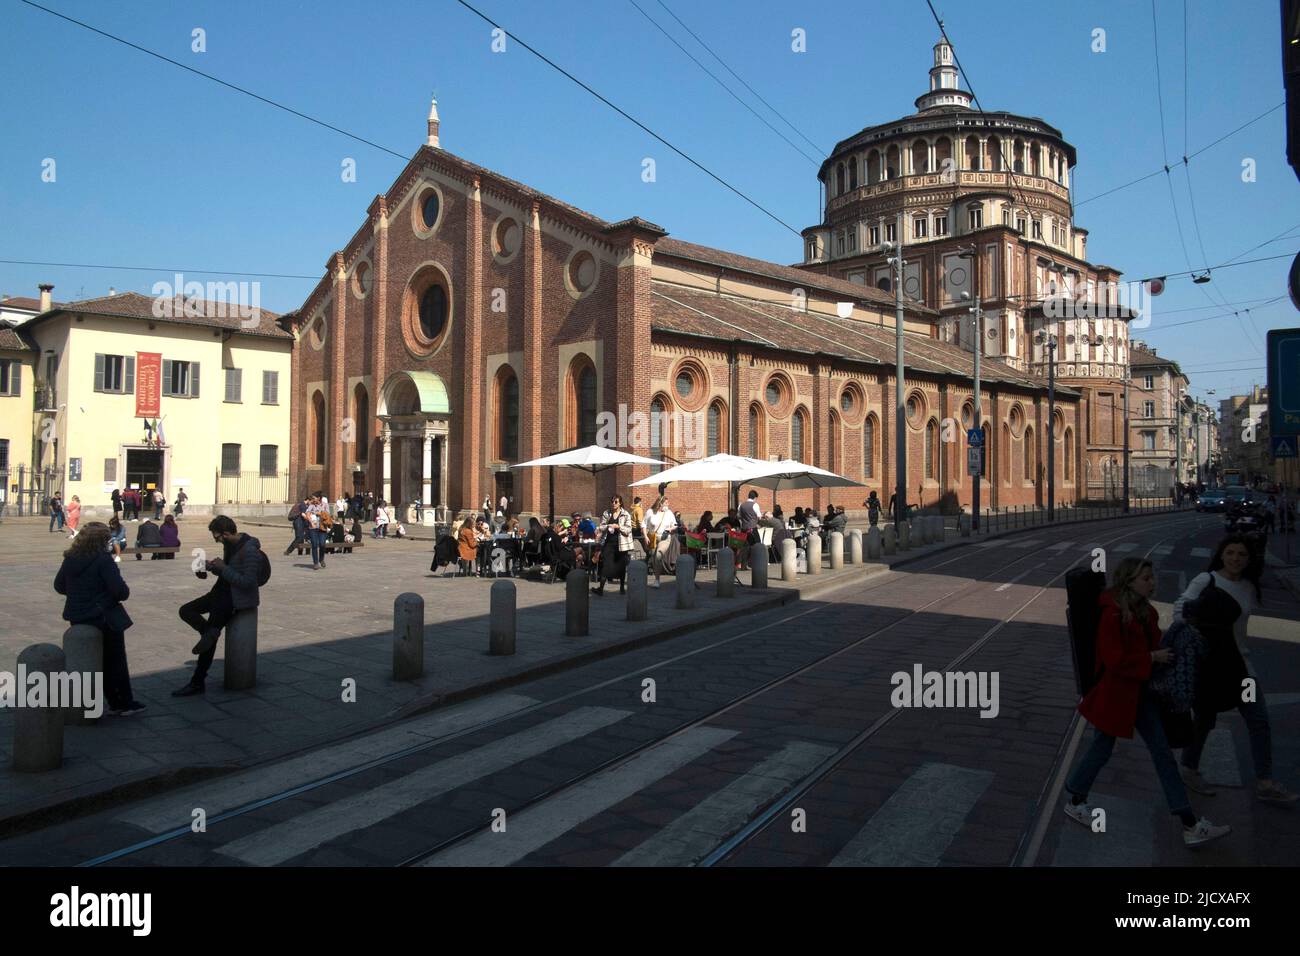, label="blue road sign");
[1267,328,1300,437]
[1271,435,1297,459]
[967,428,984,446]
